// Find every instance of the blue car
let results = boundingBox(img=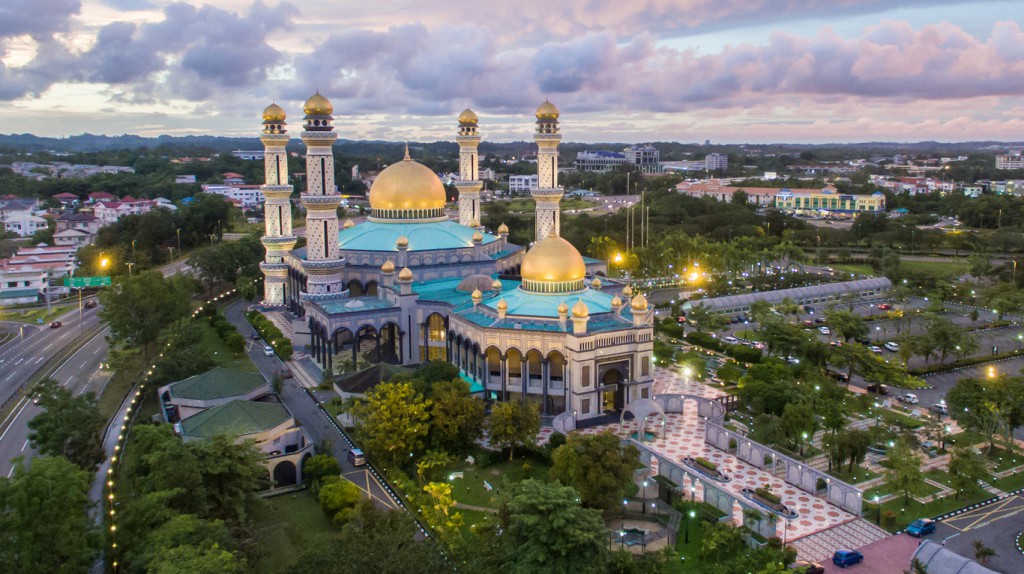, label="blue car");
[832,549,864,568]
[906,519,935,537]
